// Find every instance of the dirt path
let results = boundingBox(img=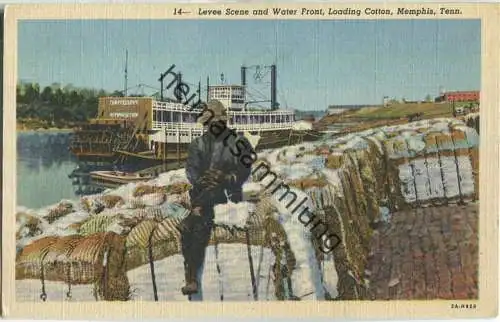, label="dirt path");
[366,204,478,300]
